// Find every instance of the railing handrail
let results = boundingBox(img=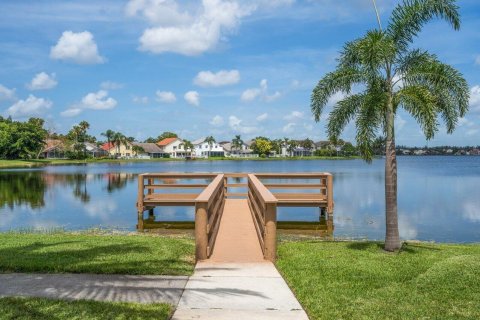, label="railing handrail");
[247,174,277,204]
[255,172,332,179]
[196,174,225,205]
